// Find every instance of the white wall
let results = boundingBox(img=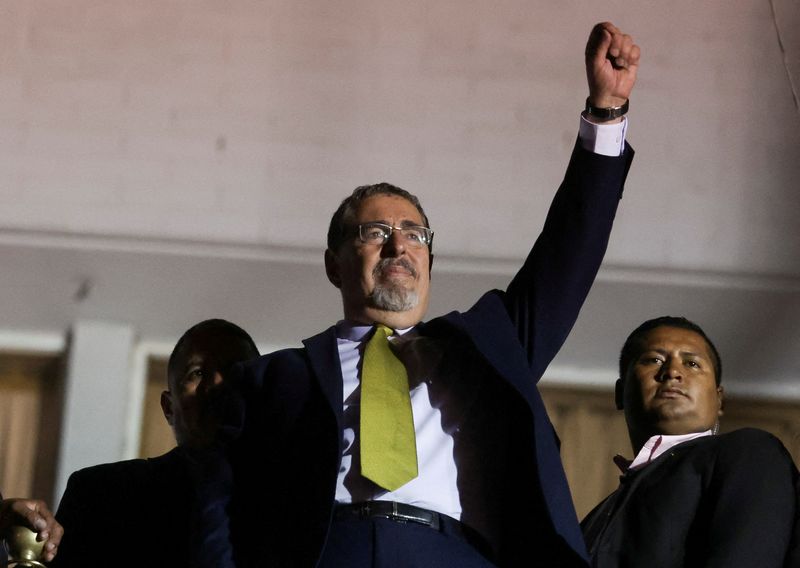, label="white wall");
[0,1,797,271]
